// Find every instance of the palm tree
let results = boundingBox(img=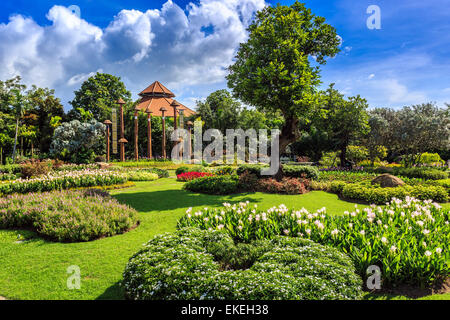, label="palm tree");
[10,89,30,163]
